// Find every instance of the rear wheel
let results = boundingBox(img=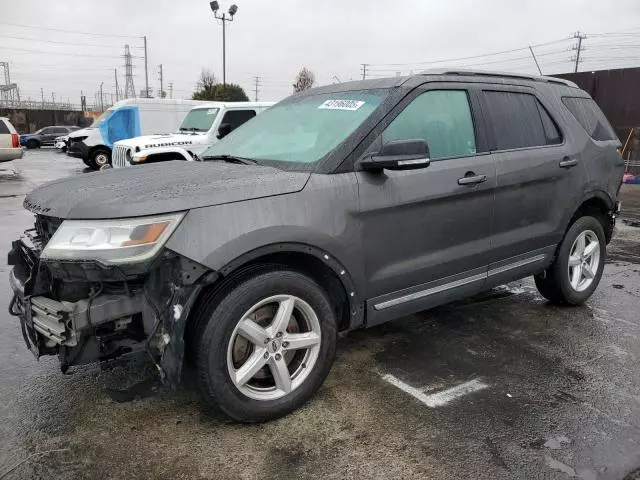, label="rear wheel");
[534,216,606,305]
[26,139,40,149]
[89,148,111,170]
[195,270,337,422]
